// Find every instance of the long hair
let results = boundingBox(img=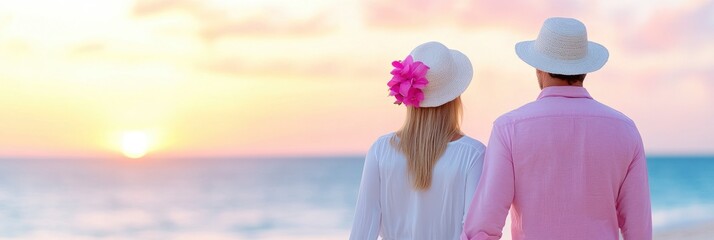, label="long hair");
[391,97,463,190]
